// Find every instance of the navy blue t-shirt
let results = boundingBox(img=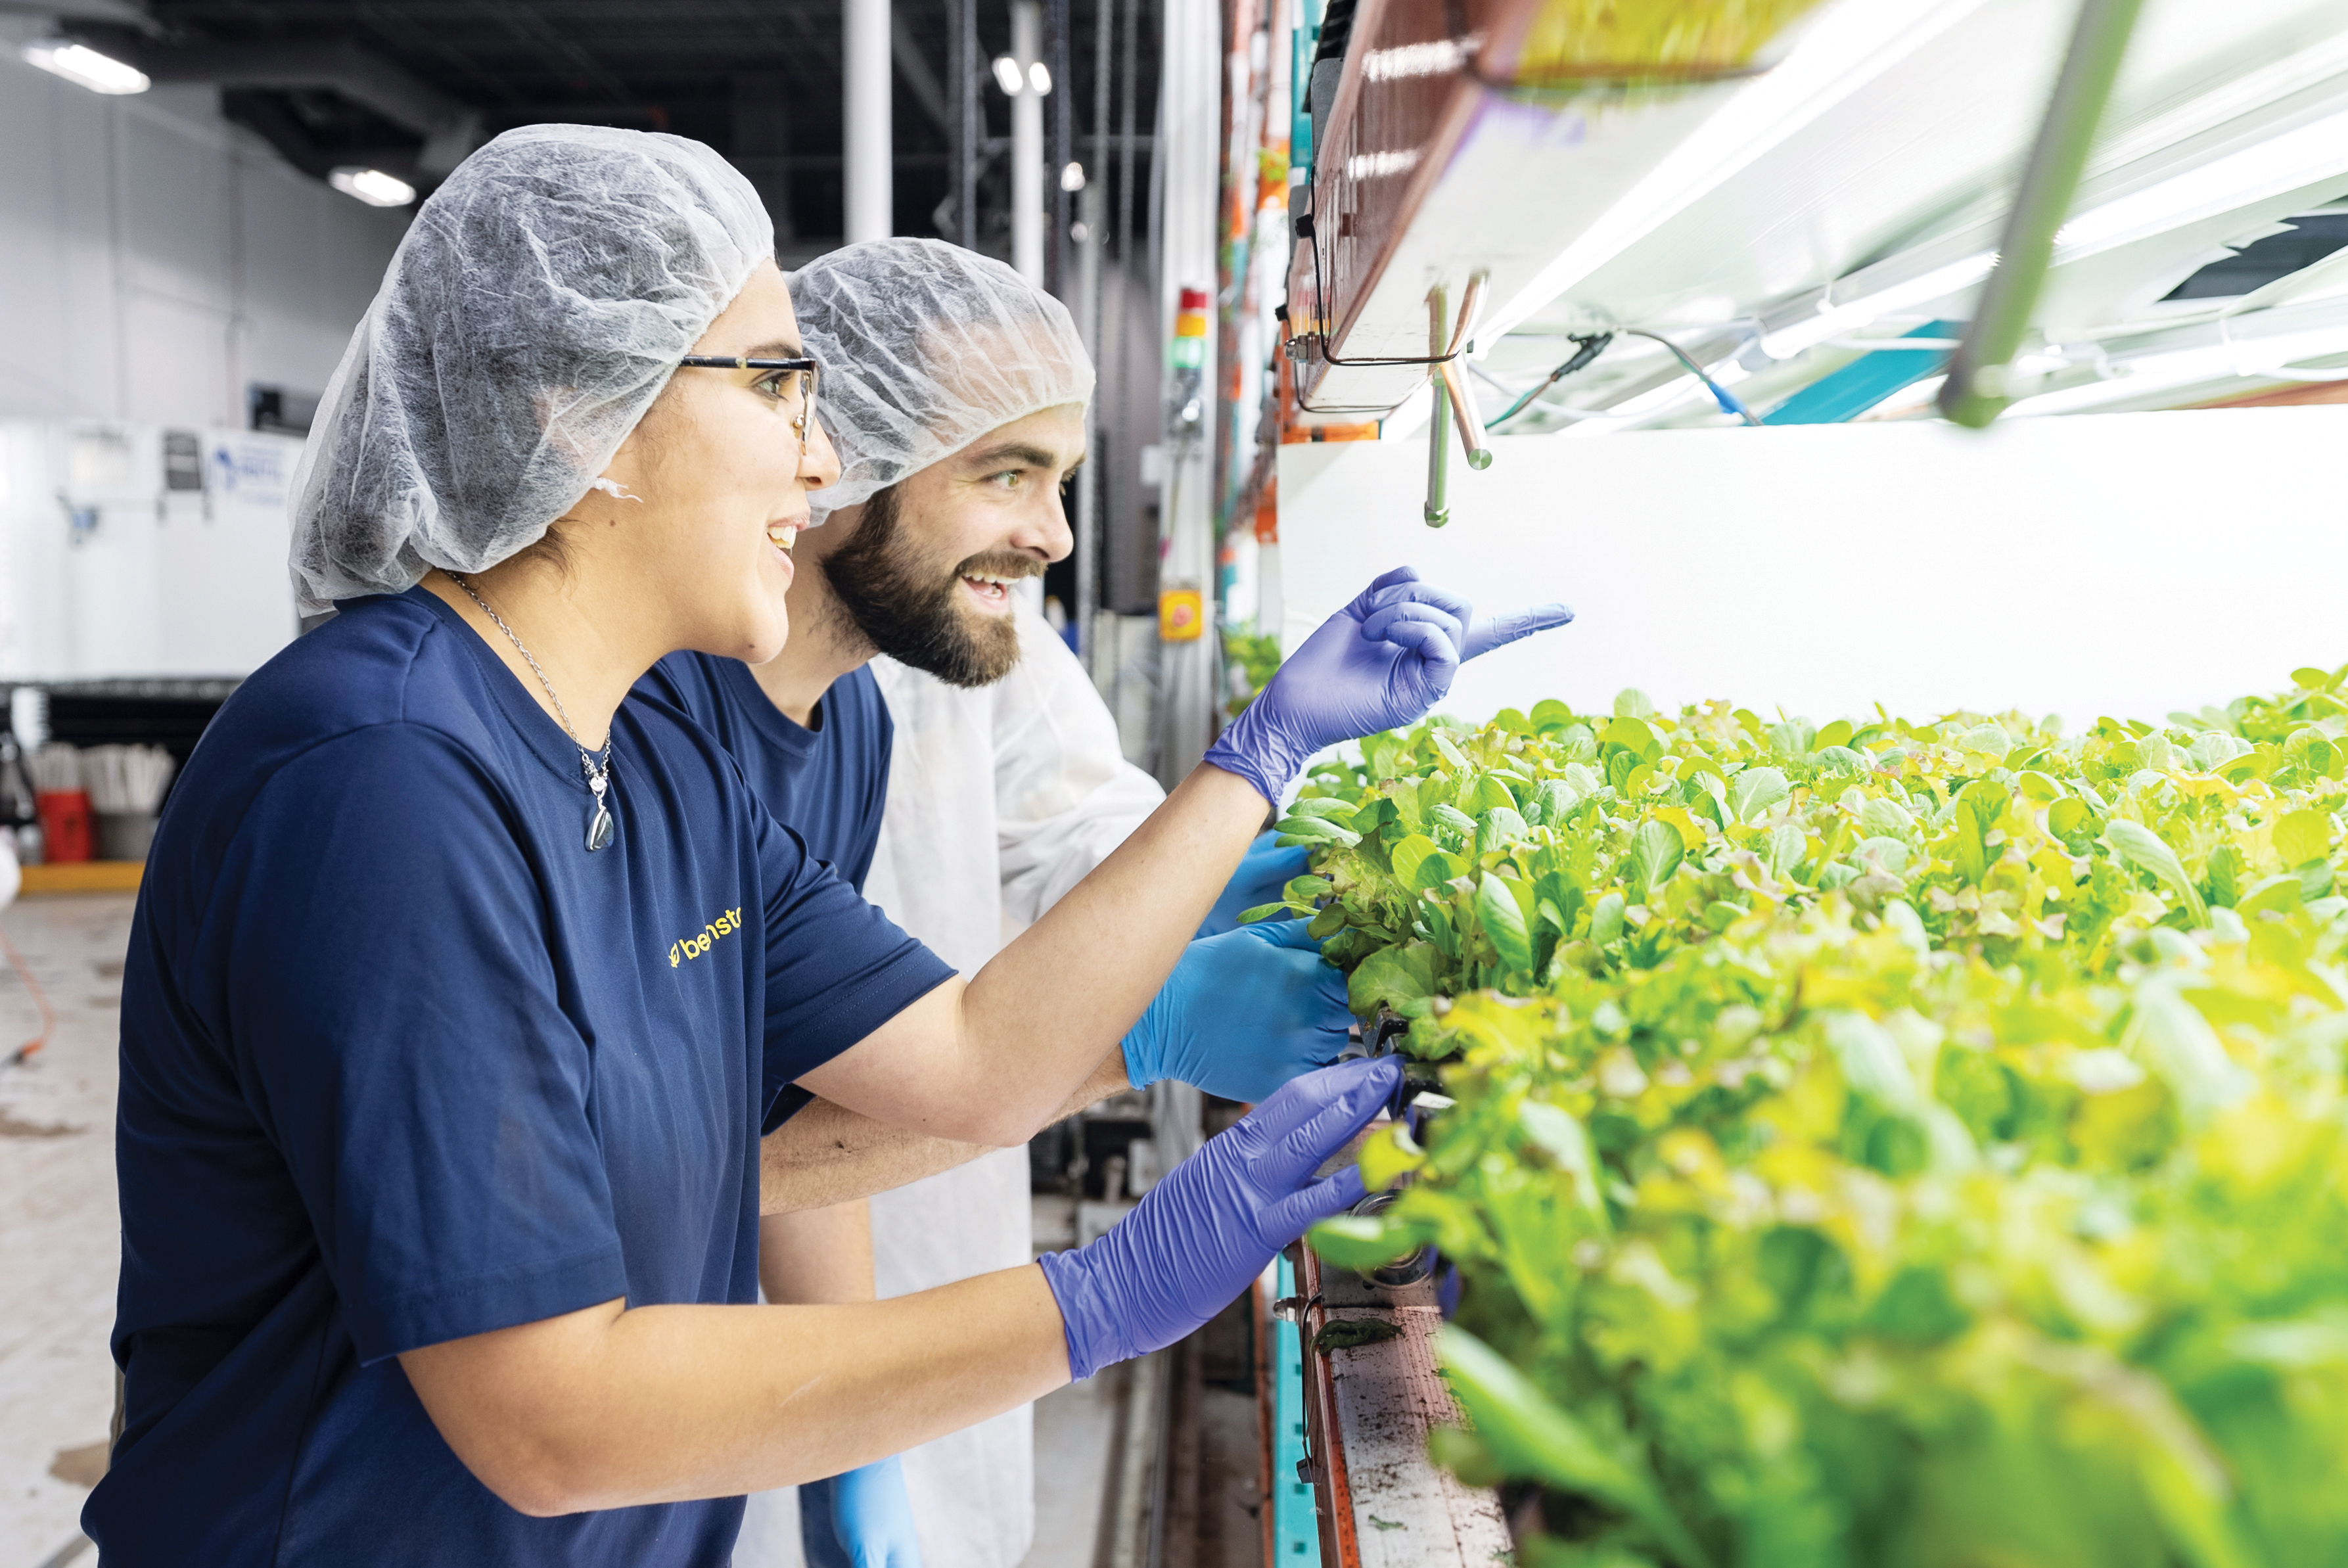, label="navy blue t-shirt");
[639,652,893,893]
[91,588,954,1567]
